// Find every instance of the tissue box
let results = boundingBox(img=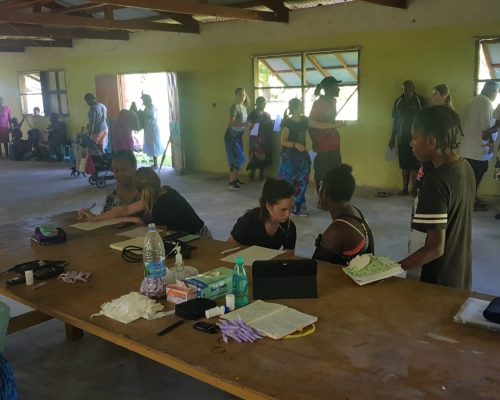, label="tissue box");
[166,284,197,304]
[183,267,234,300]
